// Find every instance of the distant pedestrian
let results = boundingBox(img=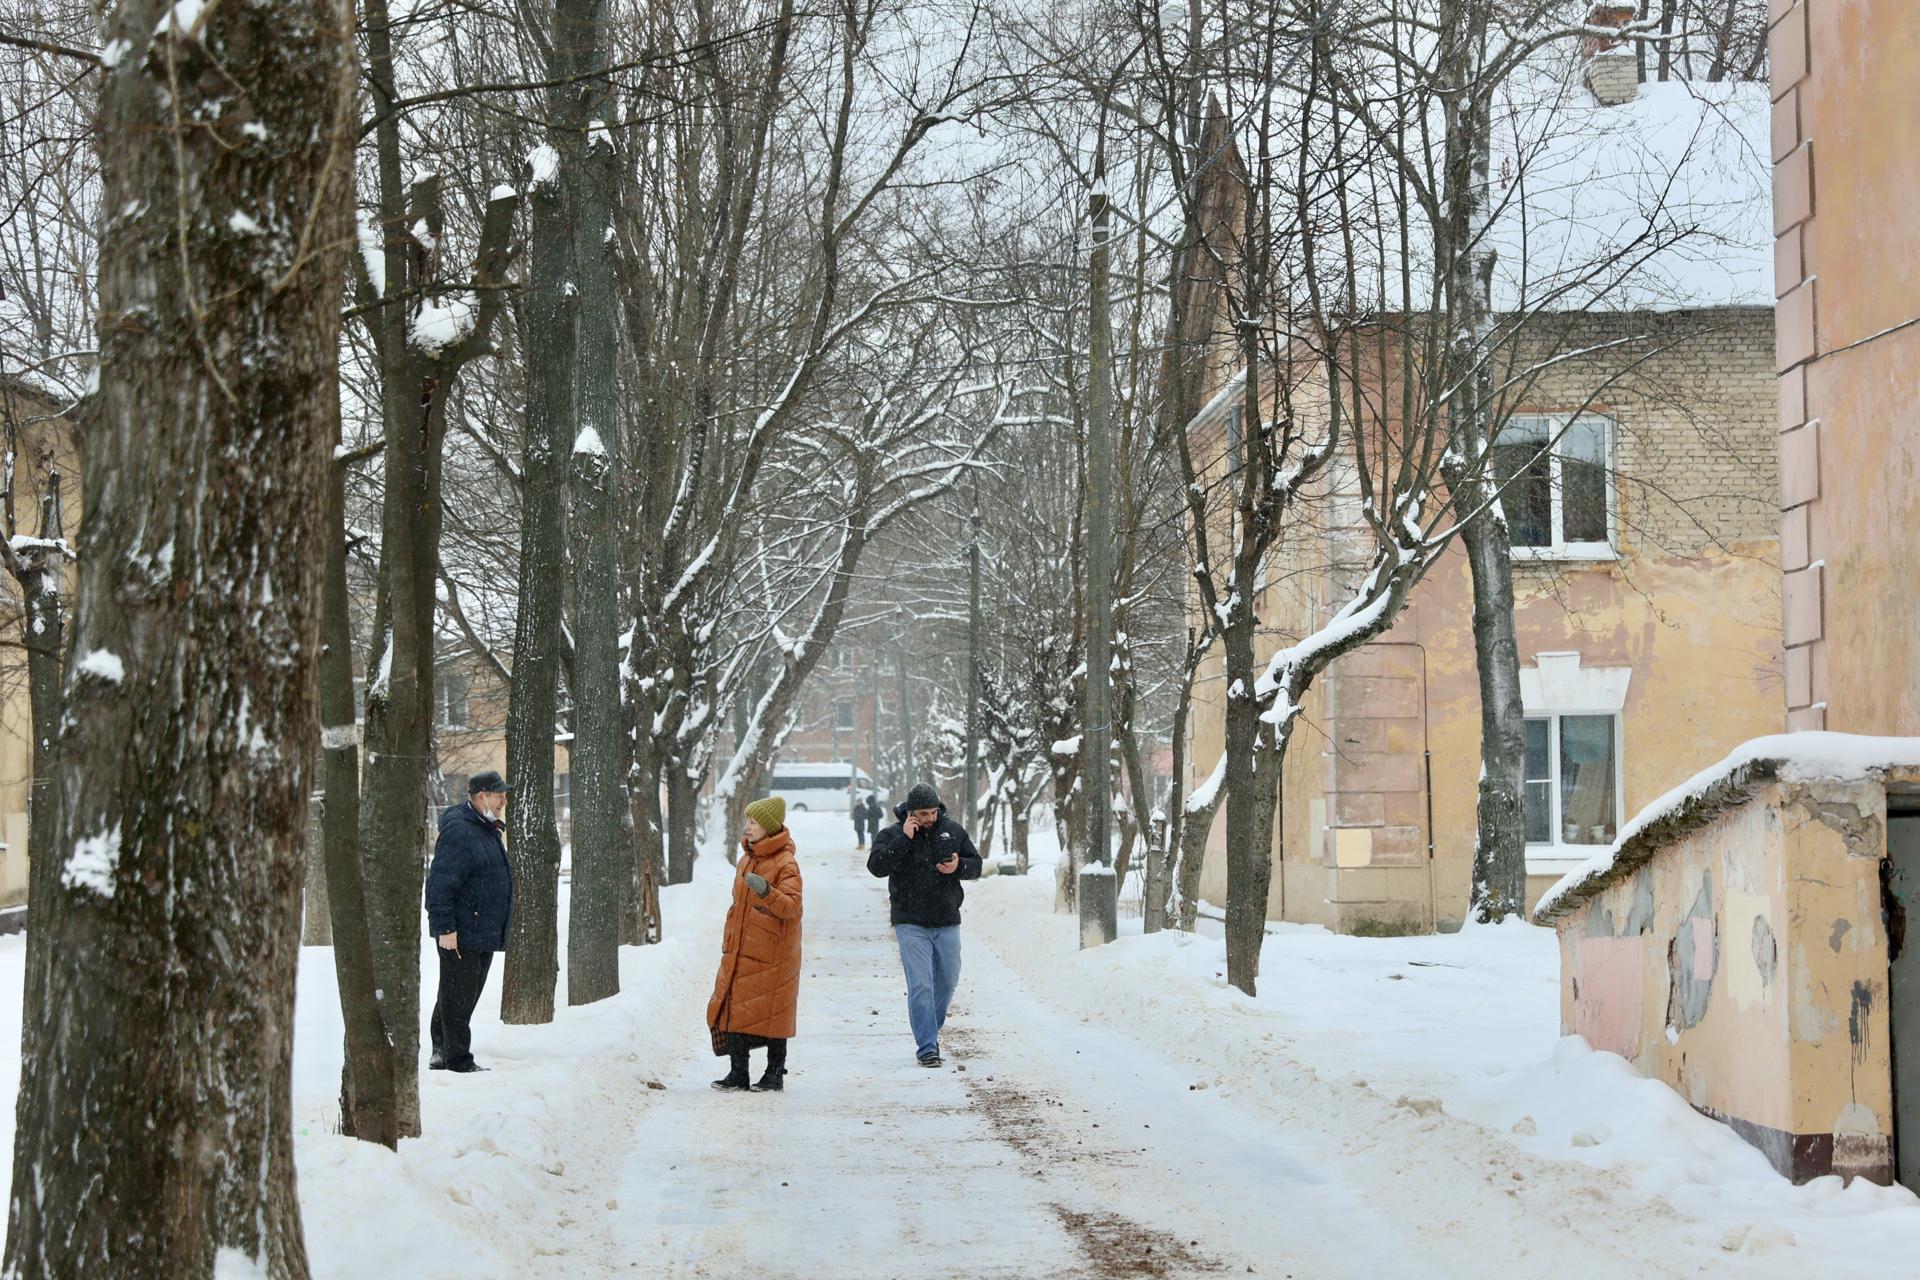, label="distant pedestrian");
[425,771,515,1074]
[852,788,869,849]
[866,782,981,1068]
[707,796,805,1092]
[864,793,885,838]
